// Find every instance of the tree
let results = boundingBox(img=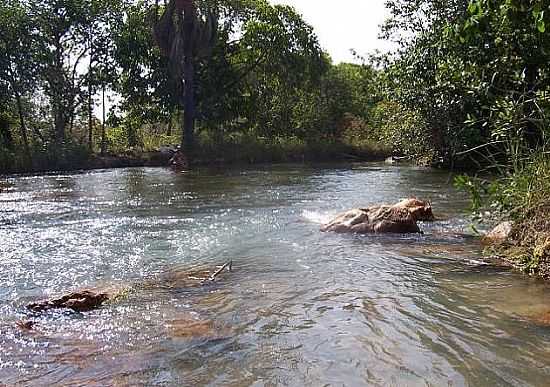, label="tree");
[32,0,97,145]
[379,0,550,166]
[0,0,41,162]
[193,1,327,141]
[154,0,217,153]
[114,0,176,148]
